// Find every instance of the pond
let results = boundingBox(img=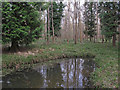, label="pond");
[2,58,95,88]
